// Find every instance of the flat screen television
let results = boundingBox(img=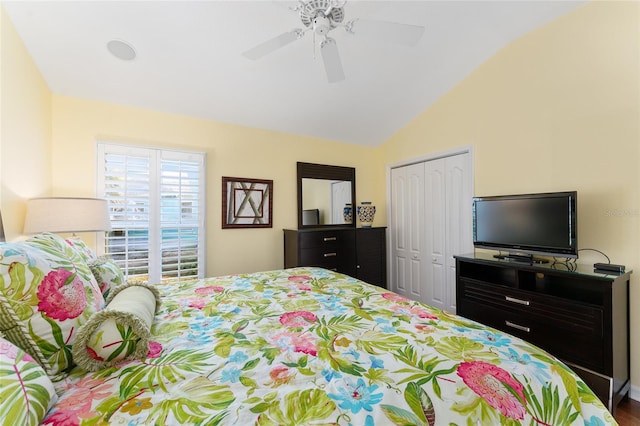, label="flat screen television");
[472,191,577,262]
